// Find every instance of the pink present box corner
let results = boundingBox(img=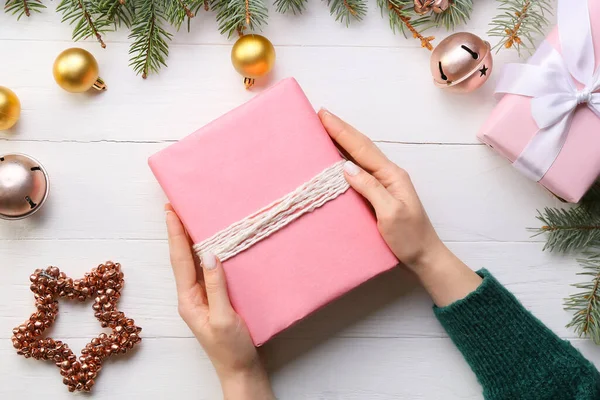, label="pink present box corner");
[477,0,600,203]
